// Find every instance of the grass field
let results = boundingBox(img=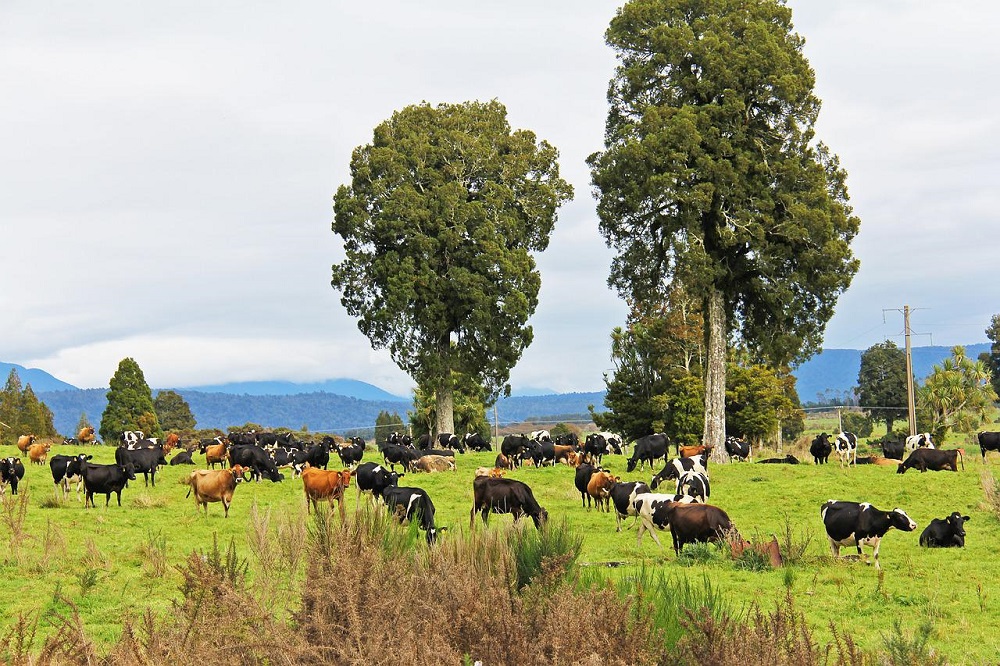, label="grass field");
[1,430,998,663]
